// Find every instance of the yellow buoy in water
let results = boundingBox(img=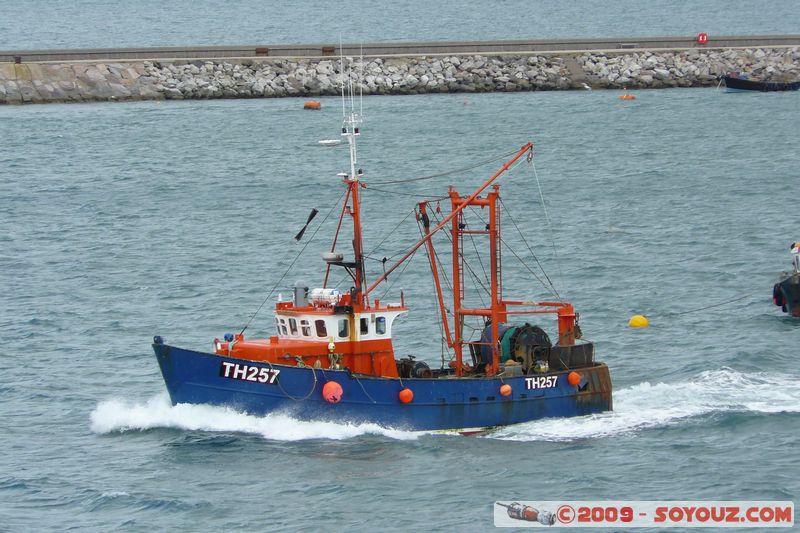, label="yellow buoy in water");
[628,314,650,328]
